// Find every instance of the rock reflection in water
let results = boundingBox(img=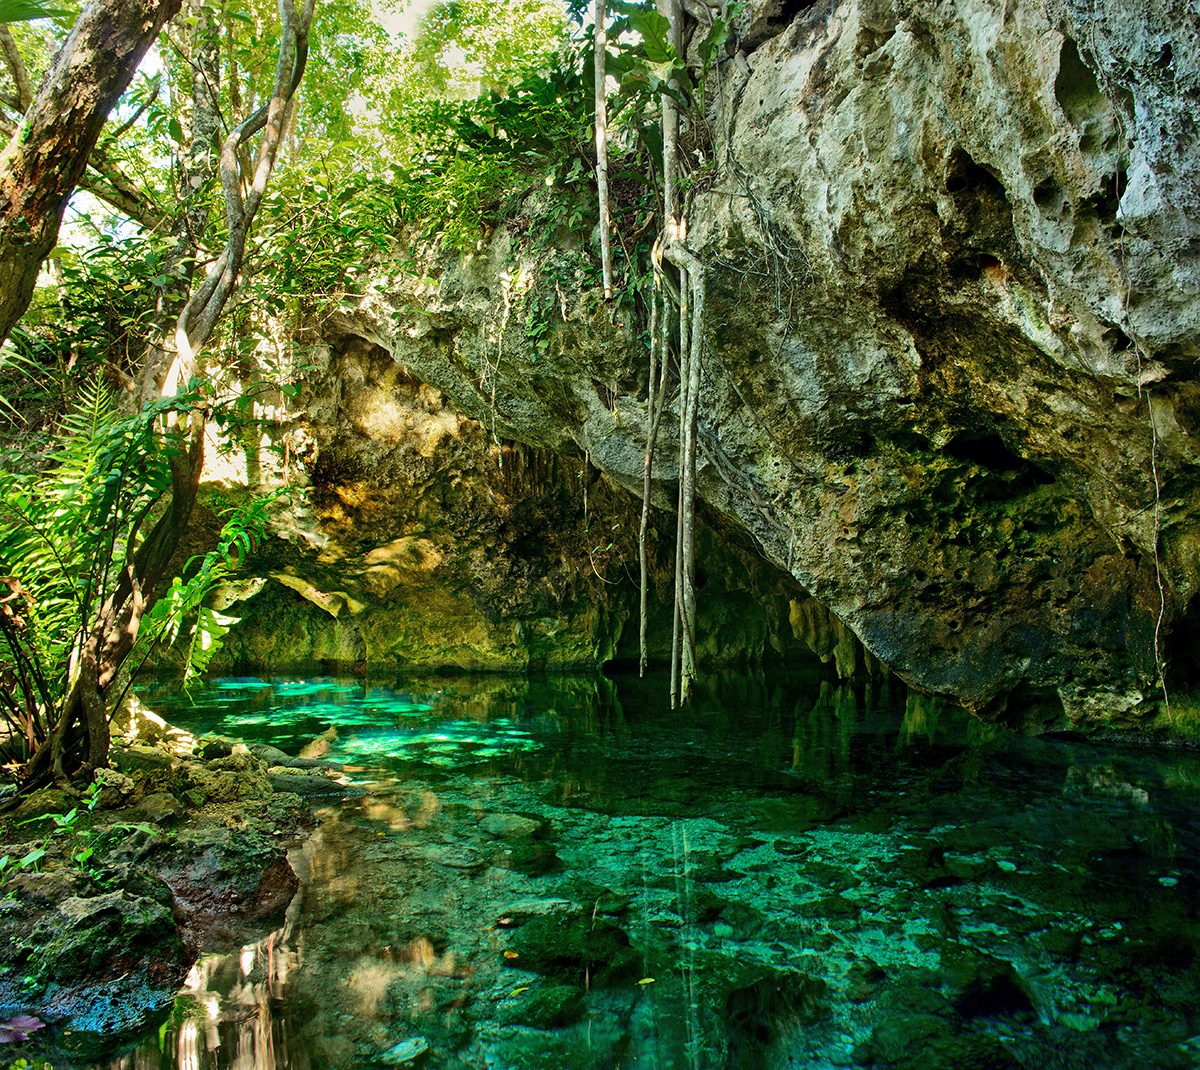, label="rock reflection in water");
[112,844,308,1070]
